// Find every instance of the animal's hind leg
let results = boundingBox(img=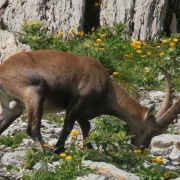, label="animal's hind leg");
[53,98,84,154]
[77,118,93,149]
